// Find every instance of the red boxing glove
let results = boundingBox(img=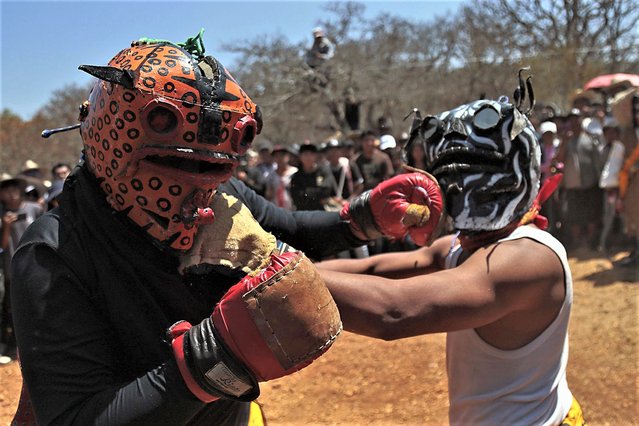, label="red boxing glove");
[341,171,445,246]
[213,251,341,381]
[169,251,341,402]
